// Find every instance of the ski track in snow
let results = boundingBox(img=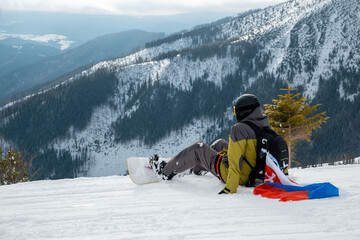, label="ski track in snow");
[1,164,359,240]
